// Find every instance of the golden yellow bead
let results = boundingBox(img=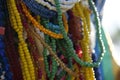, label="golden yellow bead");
[18,34,23,39]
